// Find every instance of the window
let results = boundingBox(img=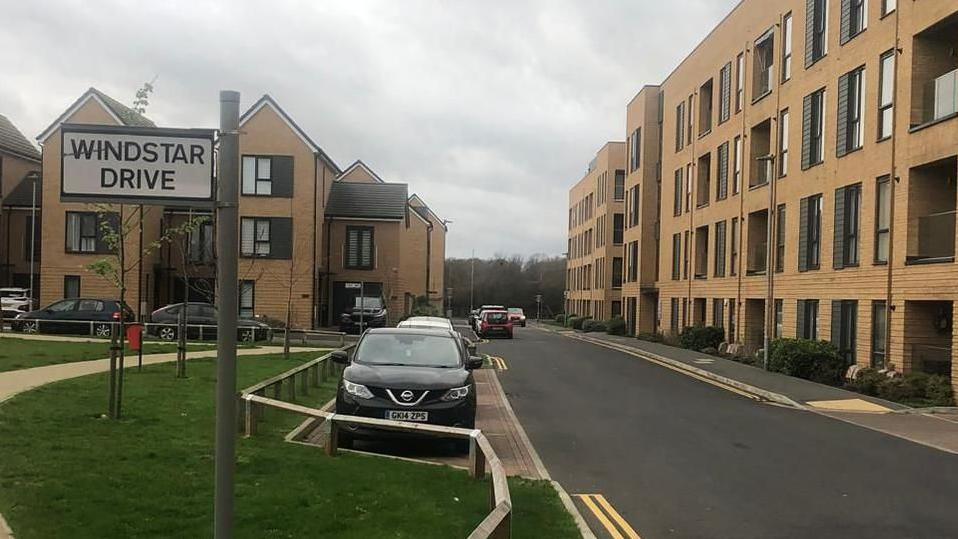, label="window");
[778,109,790,177]
[687,95,695,144]
[683,230,690,279]
[673,170,683,216]
[733,136,742,194]
[671,298,680,333]
[696,153,711,208]
[728,298,737,342]
[802,88,826,169]
[713,298,725,328]
[806,0,828,66]
[714,220,727,277]
[65,211,115,254]
[834,183,862,268]
[881,0,895,16]
[878,51,895,141]
[343,226,375,269]
[628,241,639,282]
[871,301,887,368]
[775,299,784,338]
[675,102,686,151]
[875,176,891,263]
[630,128,641,172]
[628,187,640,227]
[832,299,858,364]
[800,194,823,271]
[63,276,81,299]
[614,170,625,201]
[685,163,692,212]
[717,141,729,200]
[753,30,775,99]
[719,62,732,124]
[188,220,215,263]
[841,0,867,44]
[613,213,624,245]
[239,281,255,318]
[735,53,745,112]
[730,217,739,275]
[672,233,681,280]
[699,79,714,135]
[242,156,272,195]
[611,257,623,288]
[798,299,820,340]
[782,13,793,82]
[241,218,271,257]
[837,67,865,156]
[776,204,786,272]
